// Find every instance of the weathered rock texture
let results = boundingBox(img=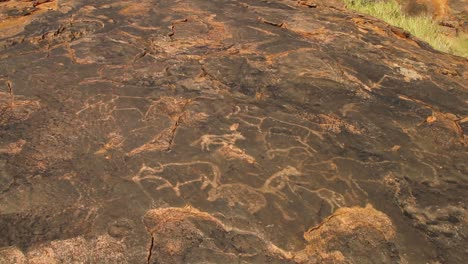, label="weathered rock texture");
[0,0,467,263]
